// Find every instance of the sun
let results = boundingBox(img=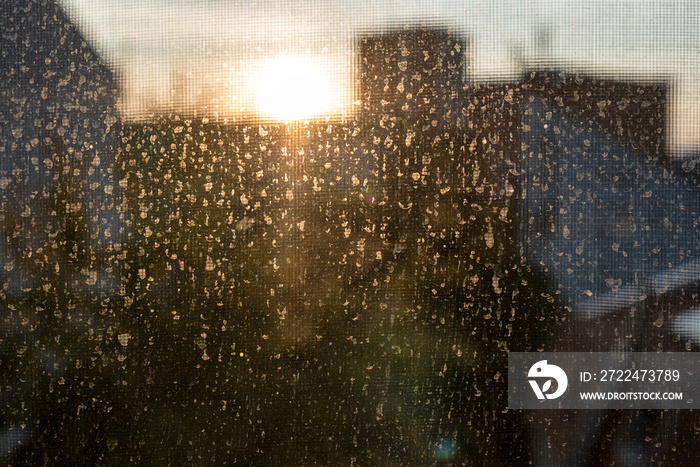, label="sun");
[254,55,334,121]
